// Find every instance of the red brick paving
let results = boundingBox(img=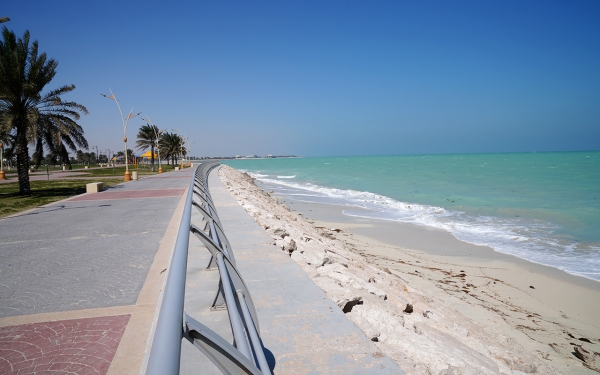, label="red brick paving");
[0,315,130,375]
[70,188,185,202]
